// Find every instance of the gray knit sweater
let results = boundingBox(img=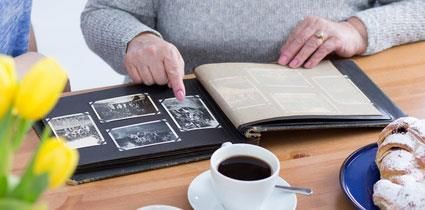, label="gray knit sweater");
[81,0,425,75]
